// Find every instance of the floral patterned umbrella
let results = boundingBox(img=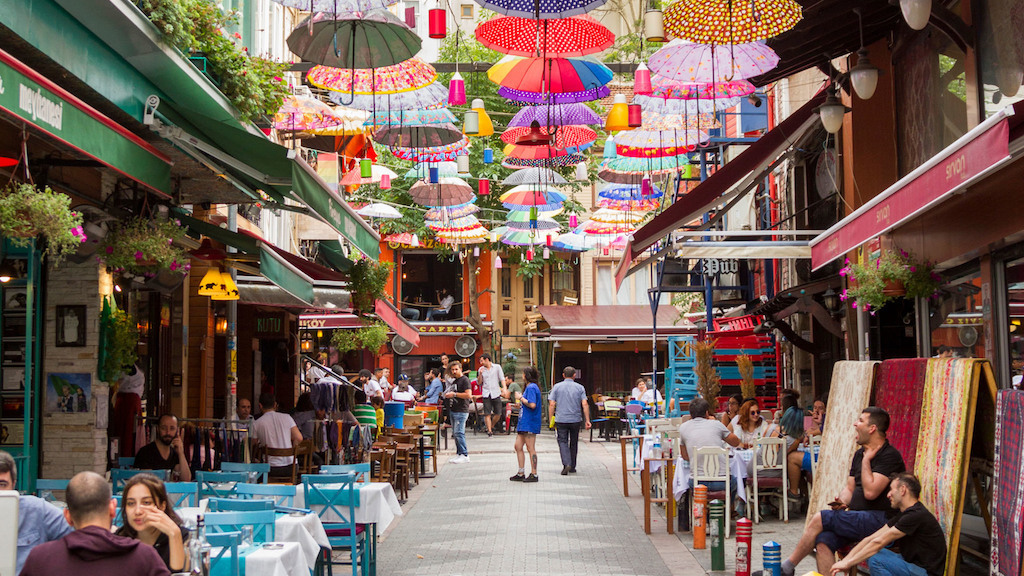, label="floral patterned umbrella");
[383,232,419,245]
[273,95,344,132]
[643,111,720,131]
[408,177,475,206]
[473,0,609,20]
[502,153,586,168]
[508,103,601,128]
[598,197,661,211]
[287,11,420,69]
[368,107,457,127]
[391,136,470,162]
[580,219,636,234]
[404,161,460,179]
[425,202,479,220]
[307,59,436,95]
[373,123,464,147]
[271,0,399,13]
[438,228,489,244]
[615,129,707,150]
[475,15,614,57]
[648,40,780,83]
[634,93,742,114]
[651,76,755,100]
[500,229,547,246]
[663,0,802,45]
[591,207,647,224]
[617,143,696,158]
[489,56,613,93]
[329,81,448,111]
[598,182,664,200]
[499,85,610,104]
[427,215,483,232]
[305,107,372,135]
[501,125,597,148]
[501,167,568,186]
[600,155,690,174]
